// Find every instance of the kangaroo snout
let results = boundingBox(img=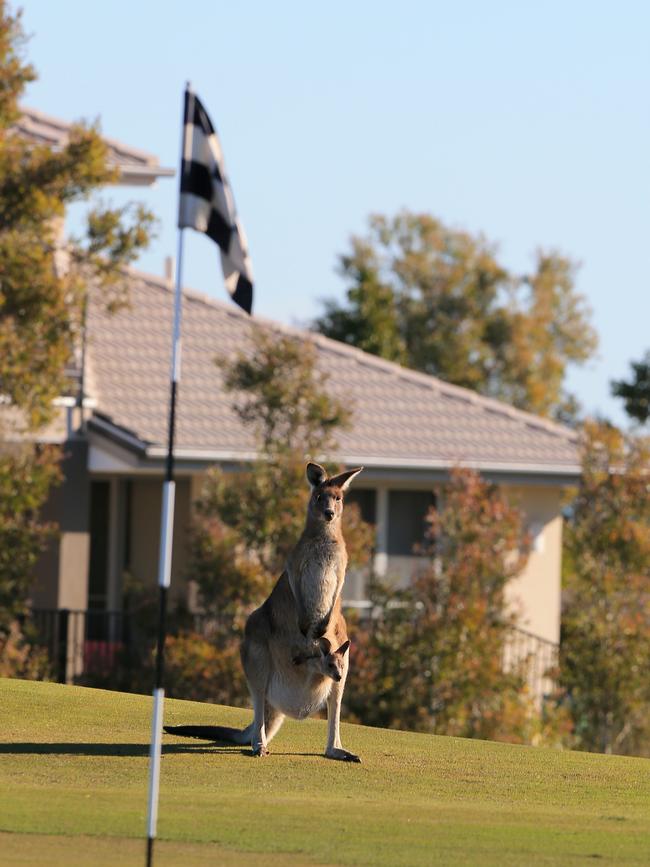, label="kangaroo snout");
[323,508,335,521]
